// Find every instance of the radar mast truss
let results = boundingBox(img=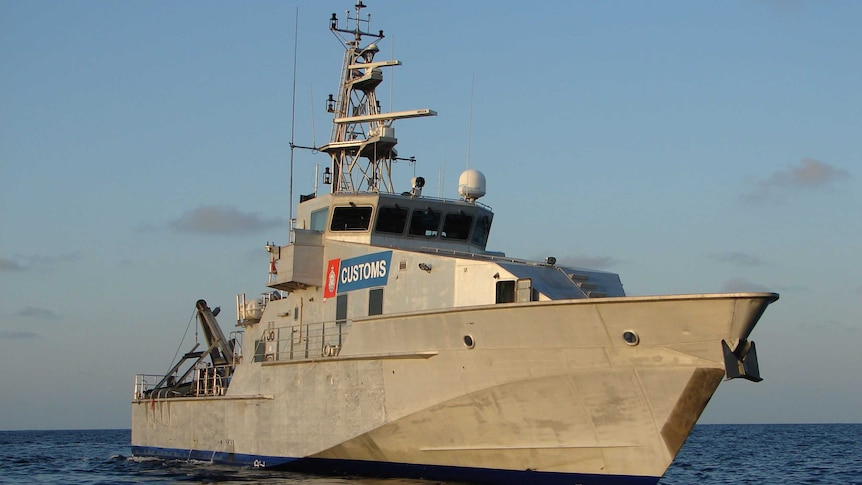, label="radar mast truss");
[321,1,436,194]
